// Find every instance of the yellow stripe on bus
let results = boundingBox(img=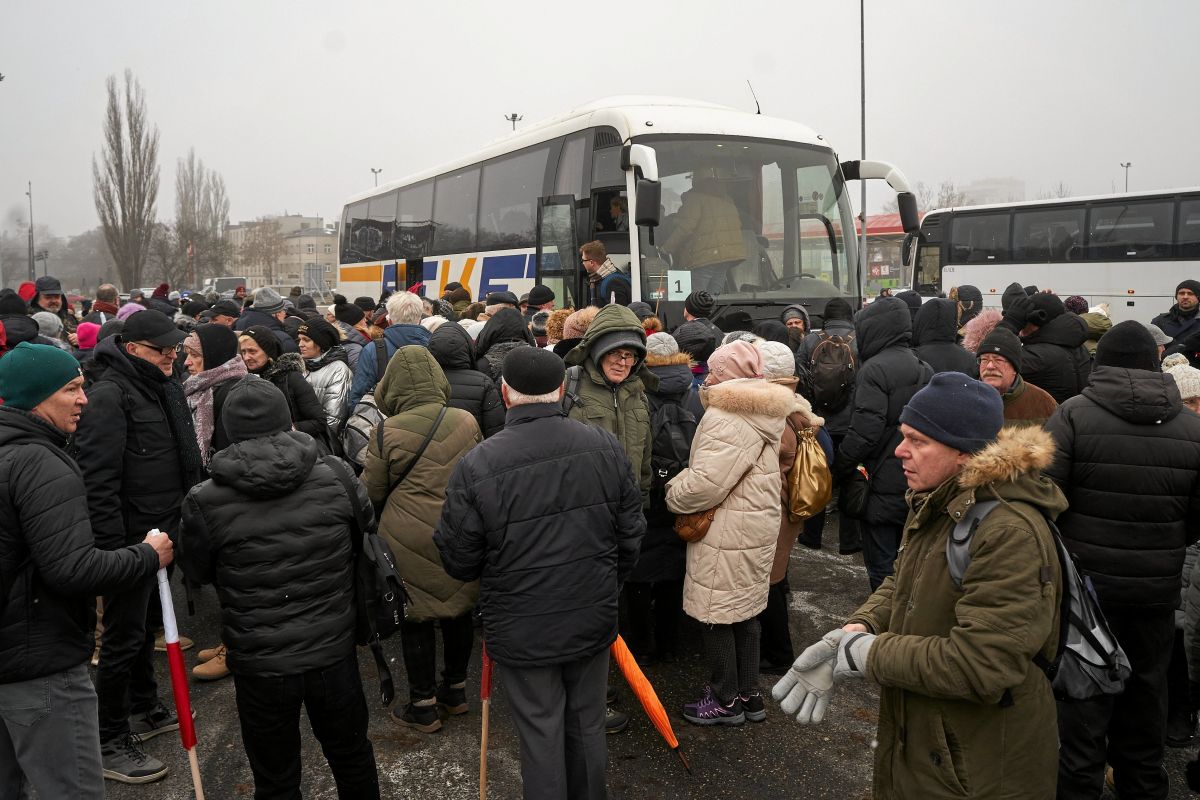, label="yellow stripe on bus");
[340,265,383,282]
[456,258,477,298]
